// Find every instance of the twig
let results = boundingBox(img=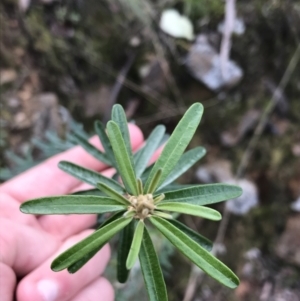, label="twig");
[92,60,175,110]
[214,44,300,260]
[236,42,300,179]
[103,52,136,123]
[143,1,185,108]
[135,96,218,125]
[220,0,236,80]
[183,43,300,301]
